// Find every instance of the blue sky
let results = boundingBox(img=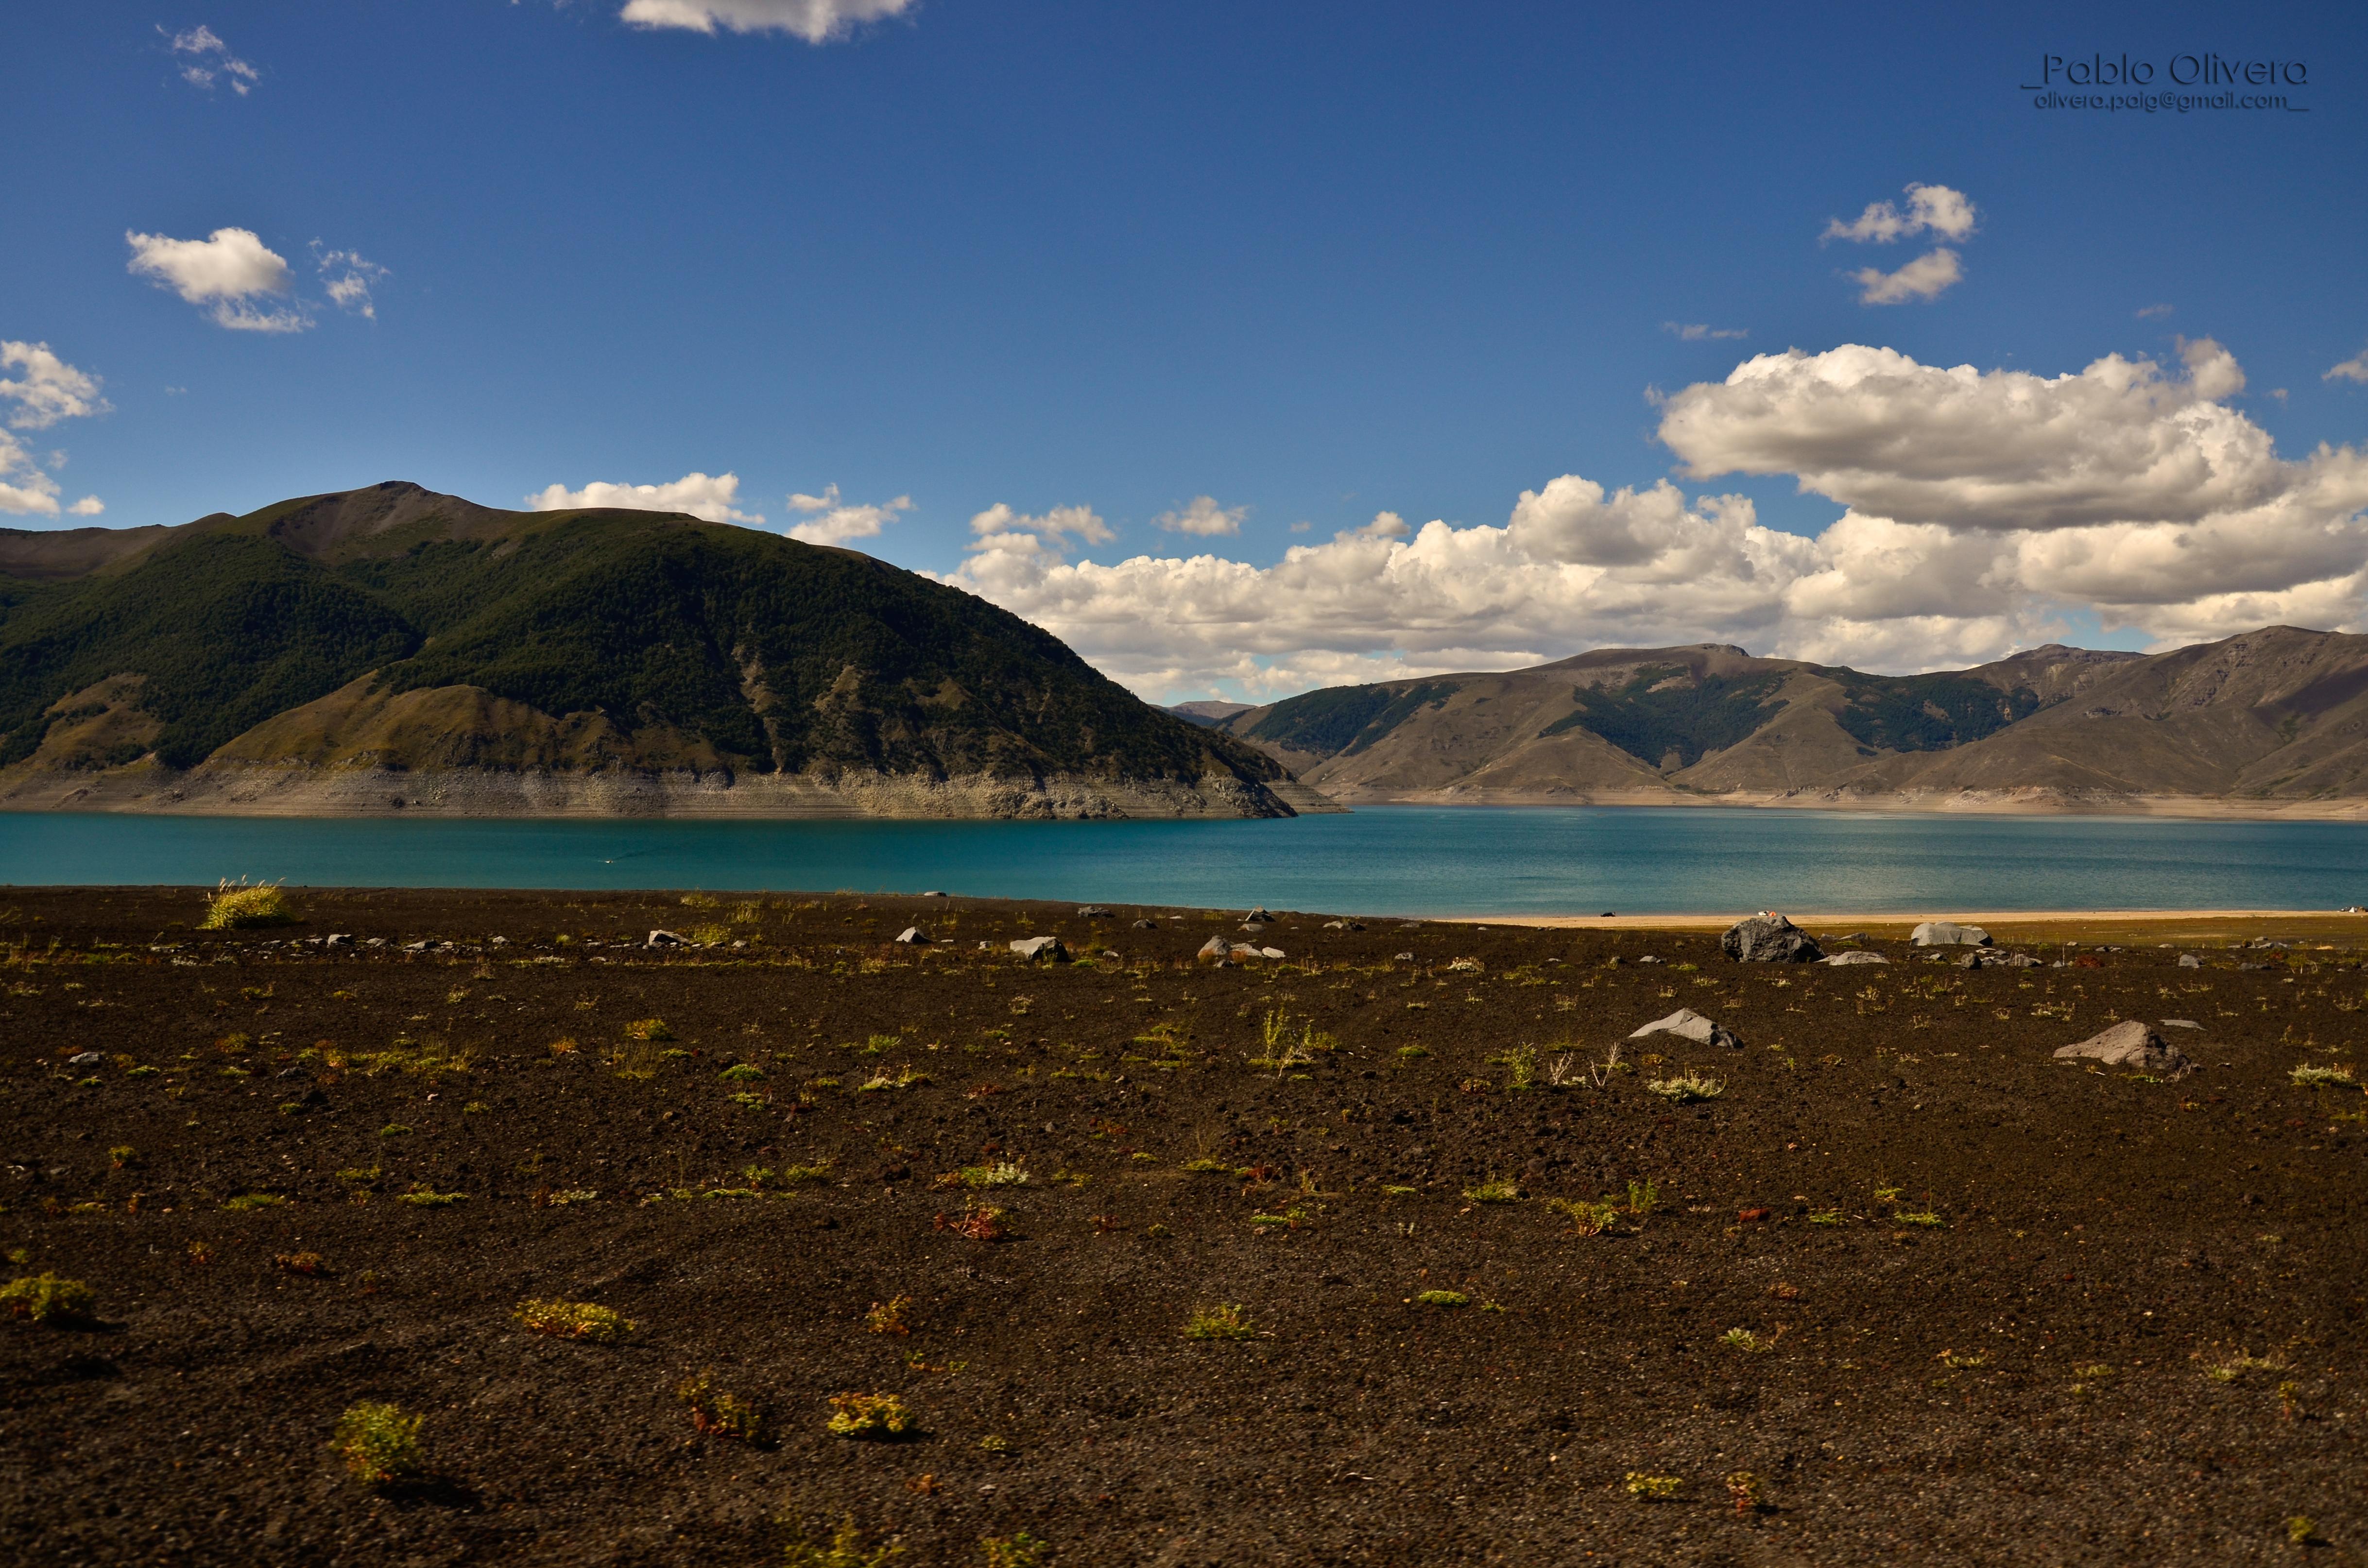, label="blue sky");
[6,1,2365,699]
